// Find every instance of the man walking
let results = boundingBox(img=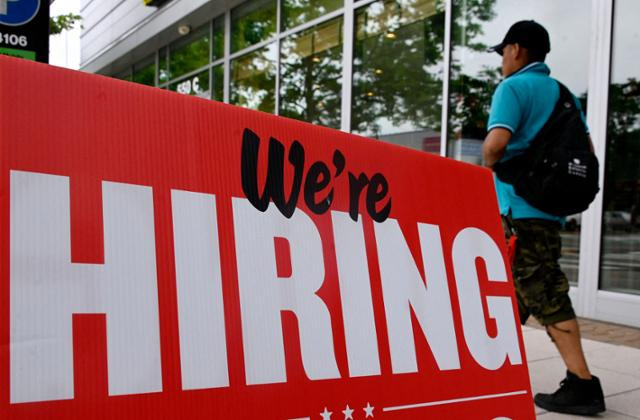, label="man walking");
[482,20,605,415]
